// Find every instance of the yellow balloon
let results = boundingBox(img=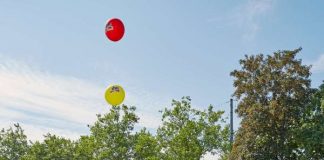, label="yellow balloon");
[105,85,125,106]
